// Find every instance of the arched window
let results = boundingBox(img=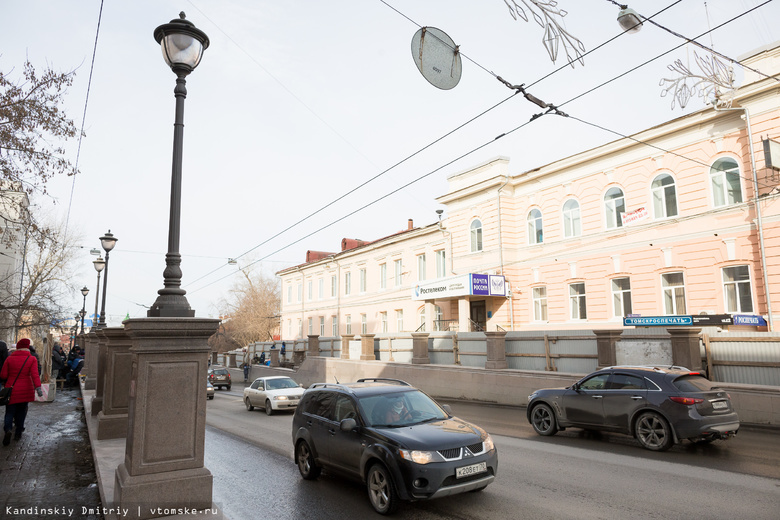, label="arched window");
[562,199,581,237]
[710,157,743,207]
[651,173,678,218]
[527,209,543,244]
[470,219,483,252]
[604,187,626,229]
